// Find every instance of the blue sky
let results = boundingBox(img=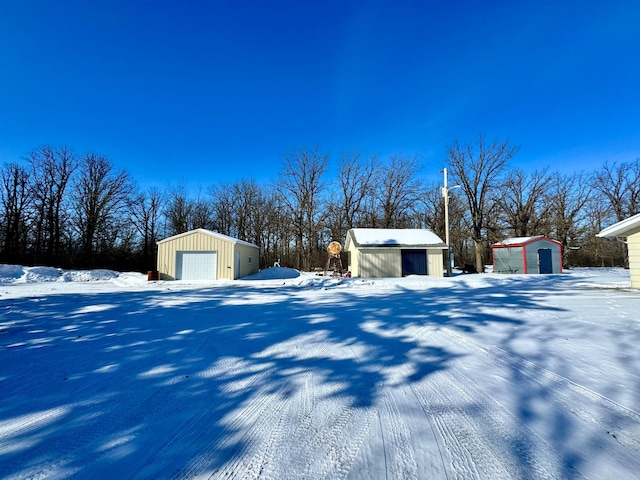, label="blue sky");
[1,1,639,190]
